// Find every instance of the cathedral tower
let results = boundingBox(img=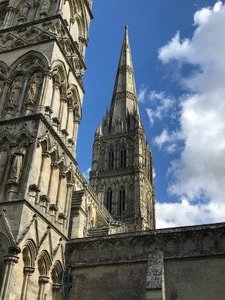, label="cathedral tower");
[0,1,92,299]
[90,27,155,232]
